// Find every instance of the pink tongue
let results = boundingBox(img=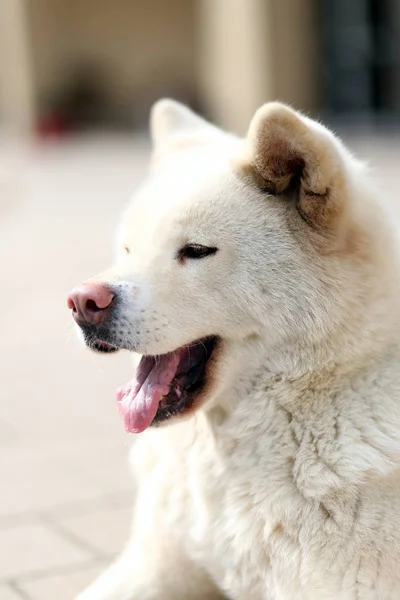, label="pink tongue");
[116,352,180,433]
